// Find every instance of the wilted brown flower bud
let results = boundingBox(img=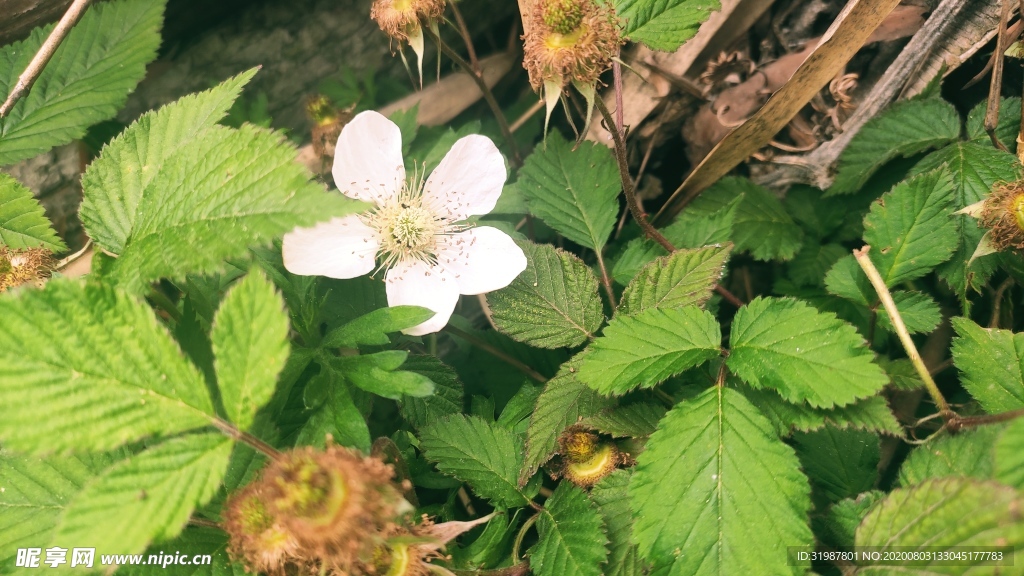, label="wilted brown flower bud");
[0,246,53,293]
[556,425,625,488]
[980,179,1024,252]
